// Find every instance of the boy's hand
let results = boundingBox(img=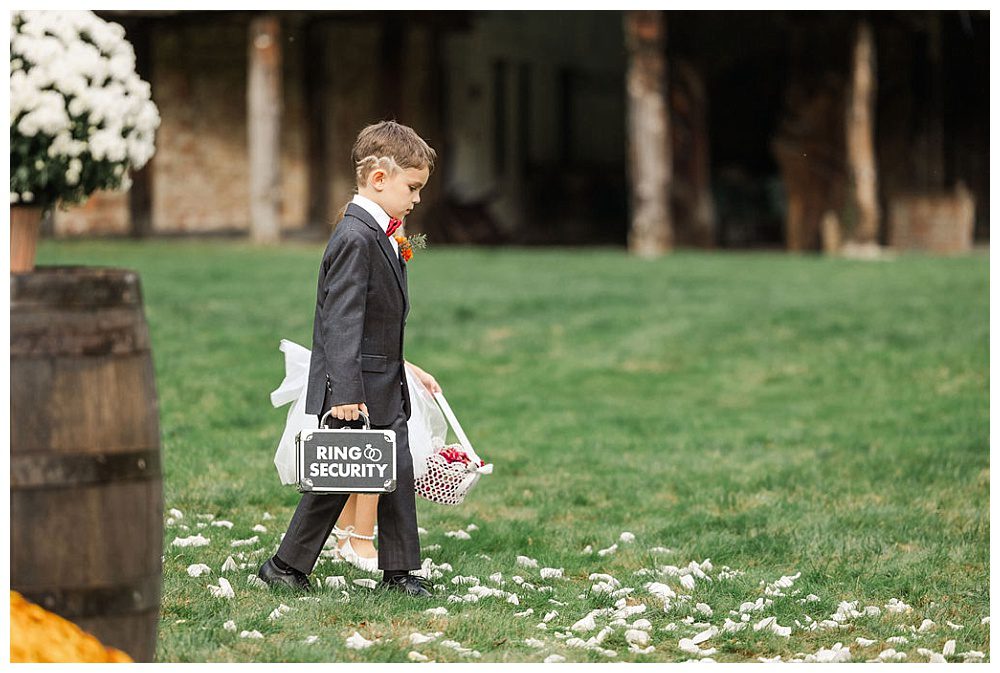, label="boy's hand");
[330,402,369,422]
